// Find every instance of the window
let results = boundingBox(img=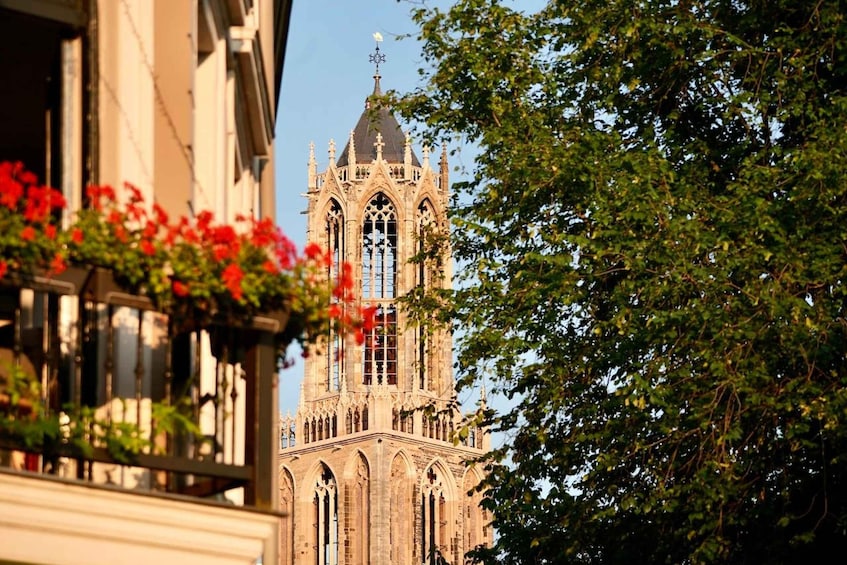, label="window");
[0,9,84,211]
[314,464,338,565]
[416,200,437,390]
[325,200,345,391]
[363,304,397,385]
[362,193,398,386]
[421,466,448,564]
[362,193,396,300]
